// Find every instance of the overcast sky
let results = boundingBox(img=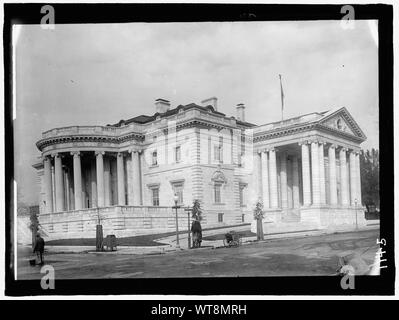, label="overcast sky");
[14,21,379,205]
